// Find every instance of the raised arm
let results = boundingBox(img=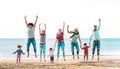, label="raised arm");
[67,25,70,33]
[24,16,28,28]
[44,23,46,32]
[63,21,65,32]
[34,15,38,28]
[39,23,41,34]
[98,18,101,30]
